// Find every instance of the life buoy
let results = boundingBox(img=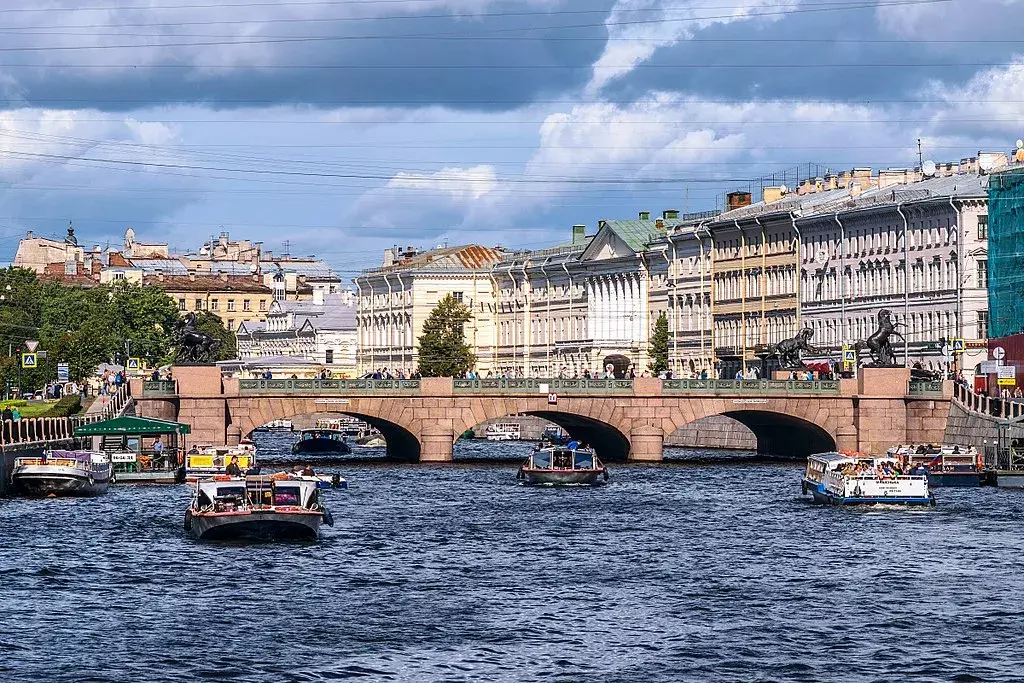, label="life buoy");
[853,485,863,497]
